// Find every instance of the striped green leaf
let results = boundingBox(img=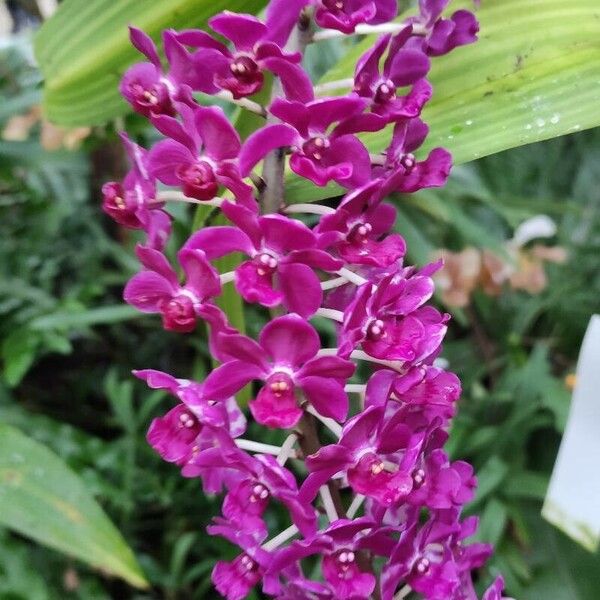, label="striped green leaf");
[285,0,600,203]
[0,424,147,588]
[34,0,268,126]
